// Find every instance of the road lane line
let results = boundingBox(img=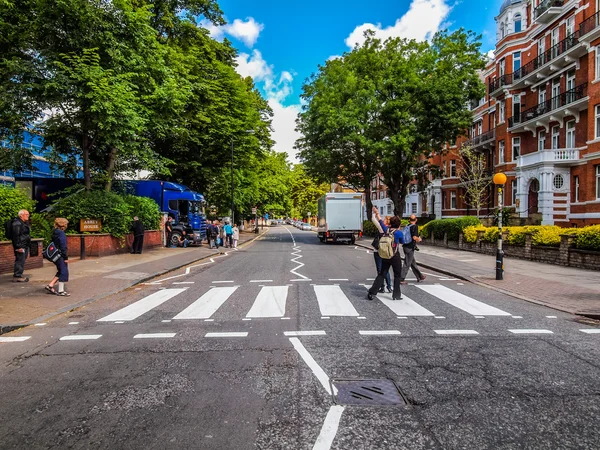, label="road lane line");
[173,282,195,284]
[205,332,248,338]
[0,336,30,342]
[134,333,176,339]
[328,279,348,281]
[312,405,345,450]
[509,329,553,334]
[434,330,479,335]
[250,280,273,283]
[212,281,234,283]
[284,331,326,336]
[314,285,359,317]
[246,286,288,318]
[417,285,512,316]
[580,329,600,334]
[359,330,401,335]
[173,287,238,320]
[98,288,187,322]
[378,293,435,317]
[60,335,102,341]
[289,337,336,395]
